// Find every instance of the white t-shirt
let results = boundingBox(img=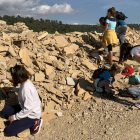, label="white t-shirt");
[13,80,41,120]
[130,46,140,63]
